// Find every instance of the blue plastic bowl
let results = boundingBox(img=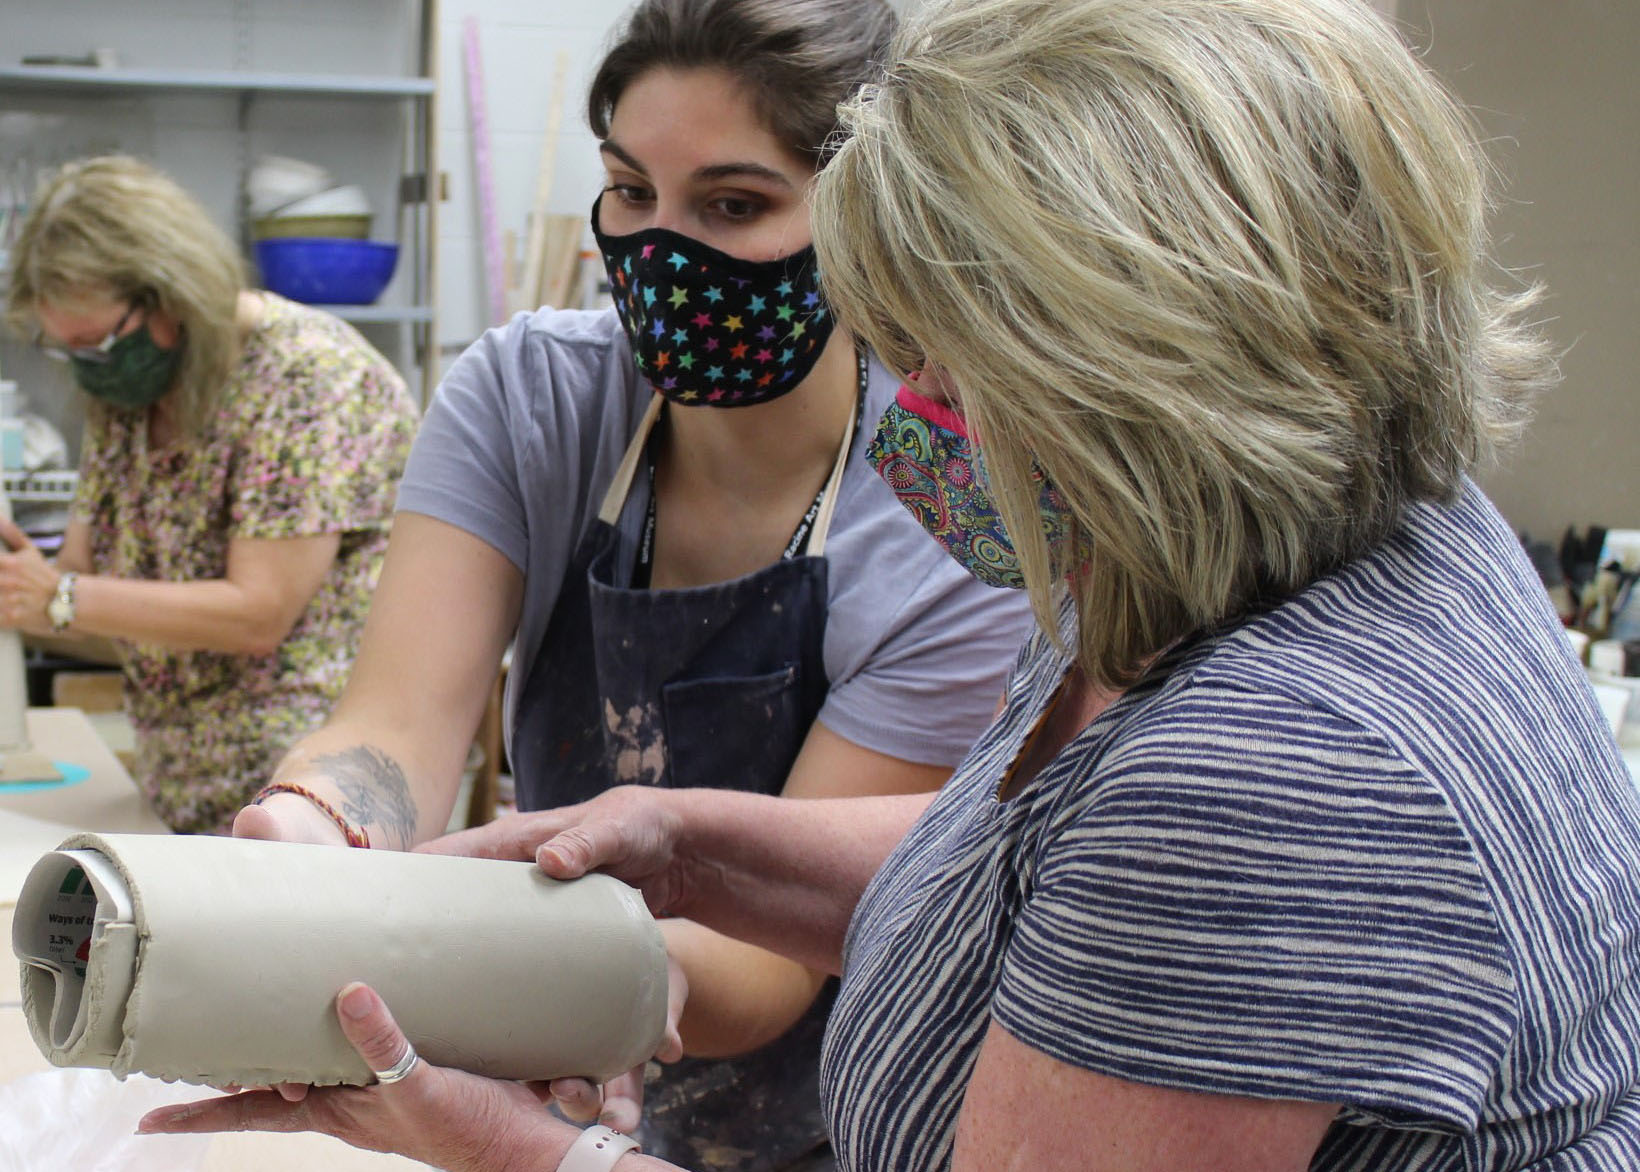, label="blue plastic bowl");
[254,238,399,305]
